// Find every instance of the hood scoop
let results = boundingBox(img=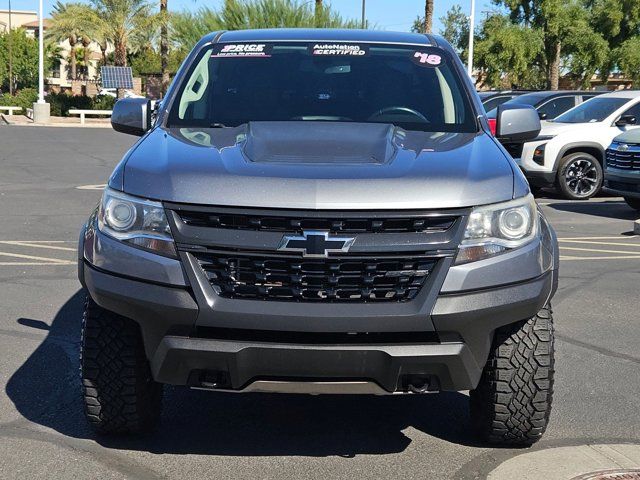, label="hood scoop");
[242,121,398,165]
